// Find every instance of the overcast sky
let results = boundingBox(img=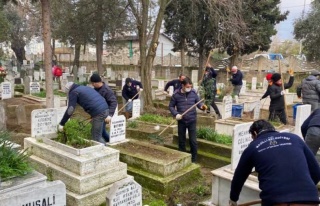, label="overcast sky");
[276,0,312,40]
